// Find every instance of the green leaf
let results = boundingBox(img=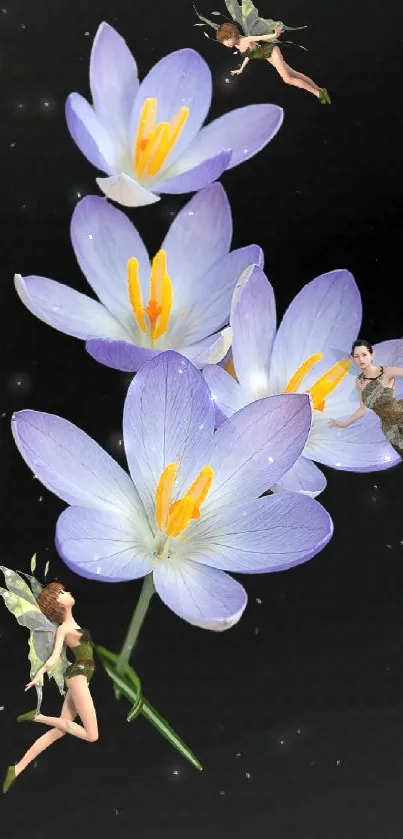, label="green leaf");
[95,645,202,771]
[96,646,142,696]
[30,554,37,574]
[44,561,50,579]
